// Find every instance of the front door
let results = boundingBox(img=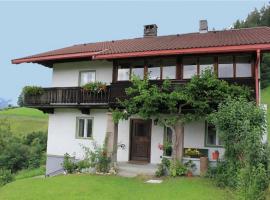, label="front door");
[130,119,151,162]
